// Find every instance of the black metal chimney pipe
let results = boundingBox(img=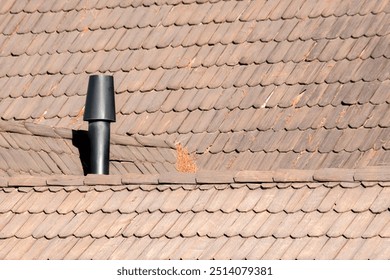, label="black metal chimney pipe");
[83,75,116,175]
